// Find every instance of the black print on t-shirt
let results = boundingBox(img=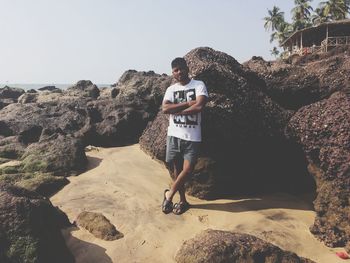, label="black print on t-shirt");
[173,89,198,126]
